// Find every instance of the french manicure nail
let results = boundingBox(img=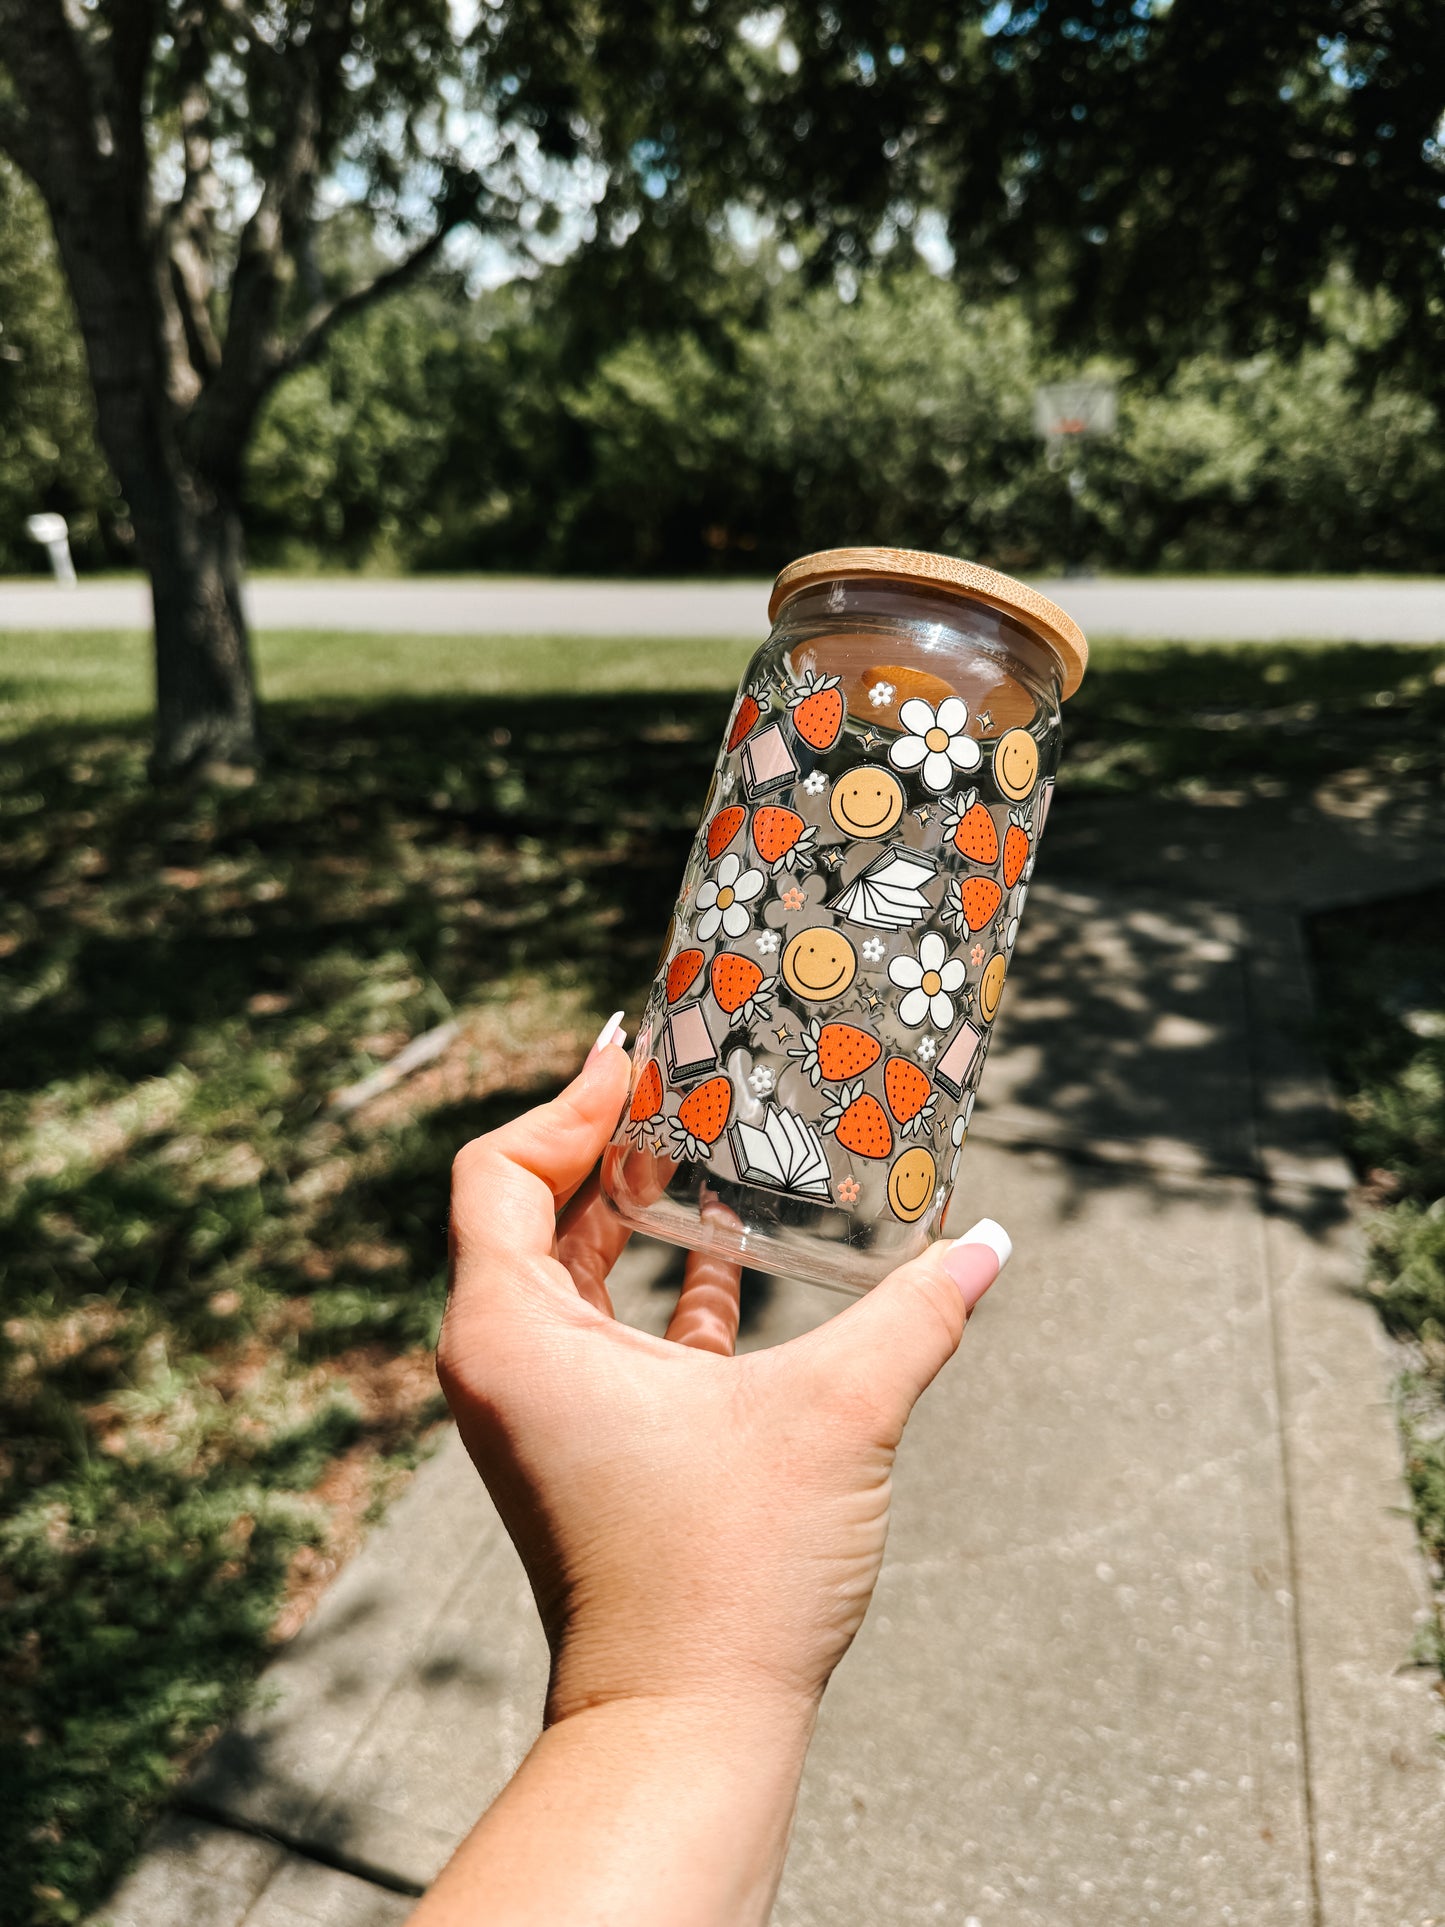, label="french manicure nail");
[943,1217,1012,1314]
[587,1010,626,1061]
